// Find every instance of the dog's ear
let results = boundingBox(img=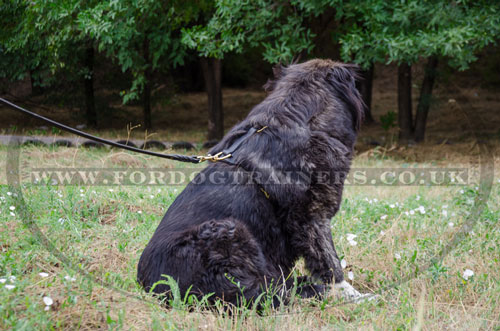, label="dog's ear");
[328,64,365,131]
[263,63,285,92]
